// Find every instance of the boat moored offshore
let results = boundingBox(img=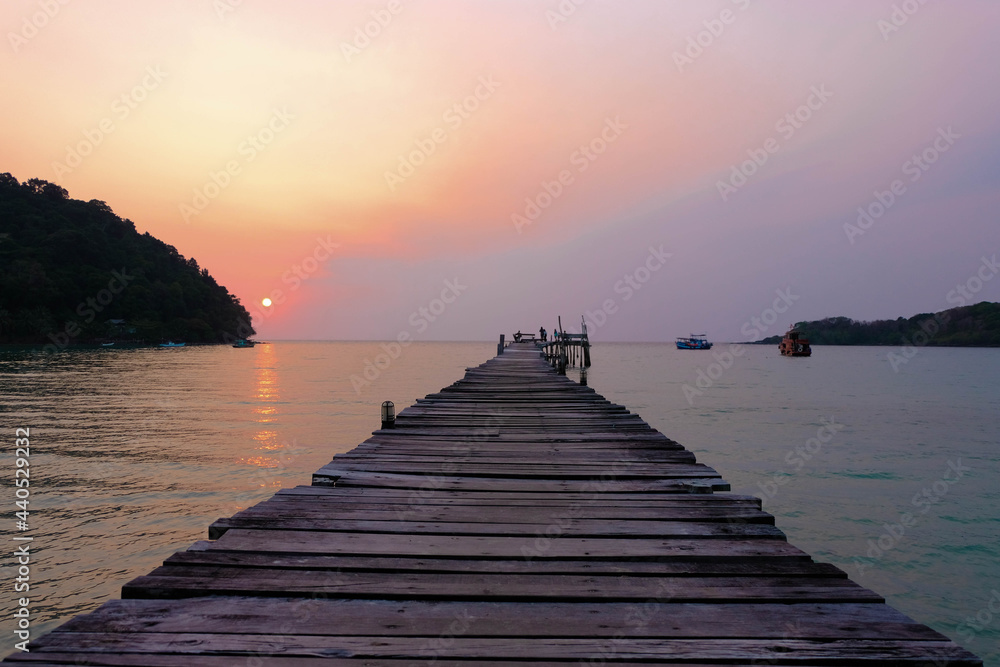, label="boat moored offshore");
[676,334,713,350]
[779,328,811,356]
